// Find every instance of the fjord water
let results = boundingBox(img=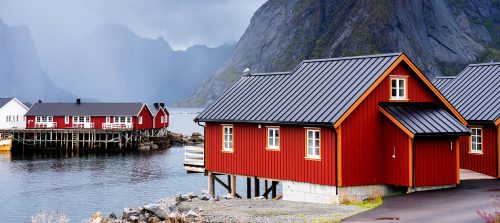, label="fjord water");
[0,108,205,222]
